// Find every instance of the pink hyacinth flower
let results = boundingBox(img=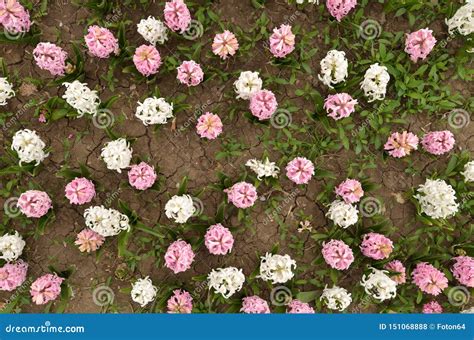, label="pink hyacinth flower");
[224,181,258,209]
[360,232,393,260]
[33,42,68,76]
[204,223,234,255]
[384,260,407,284]
[177,60,203,86]
[324,93,358,120]
[269,24,295,58]
[422,301,443,314]
[212,30,239,59]
[164,0,191,33]
[384,131,419,158]
[405,28,436,63]
[322,239,354,270]
[17,190,52,218]
[421,130,455,155]
[451,256,474,288]
[326,0,357,21]
[75,229,105,253]
[164,239,195,274]
[167,289,193,313]
[287,299,315,314]
[412,262,448,296]
[133,44,162,77]
[84,25,119,59]
[249,89,278,120]
[65,177,95,205]
[30,274,64,305]
[0,0,31,33]
[0,260,28,291]
[241,295,270,314]
[335,178,364,204]
[285,157,315,185]
[196,112,223,140]
[128,162,157,190]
